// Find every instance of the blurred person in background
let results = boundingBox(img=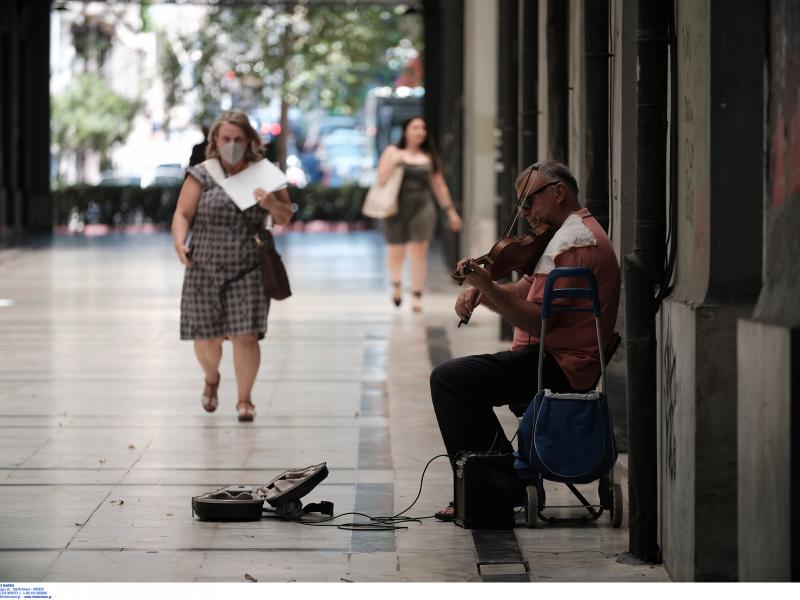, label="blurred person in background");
[188,123,211,167]
[172,111,292,422]
[375,117,462,312]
